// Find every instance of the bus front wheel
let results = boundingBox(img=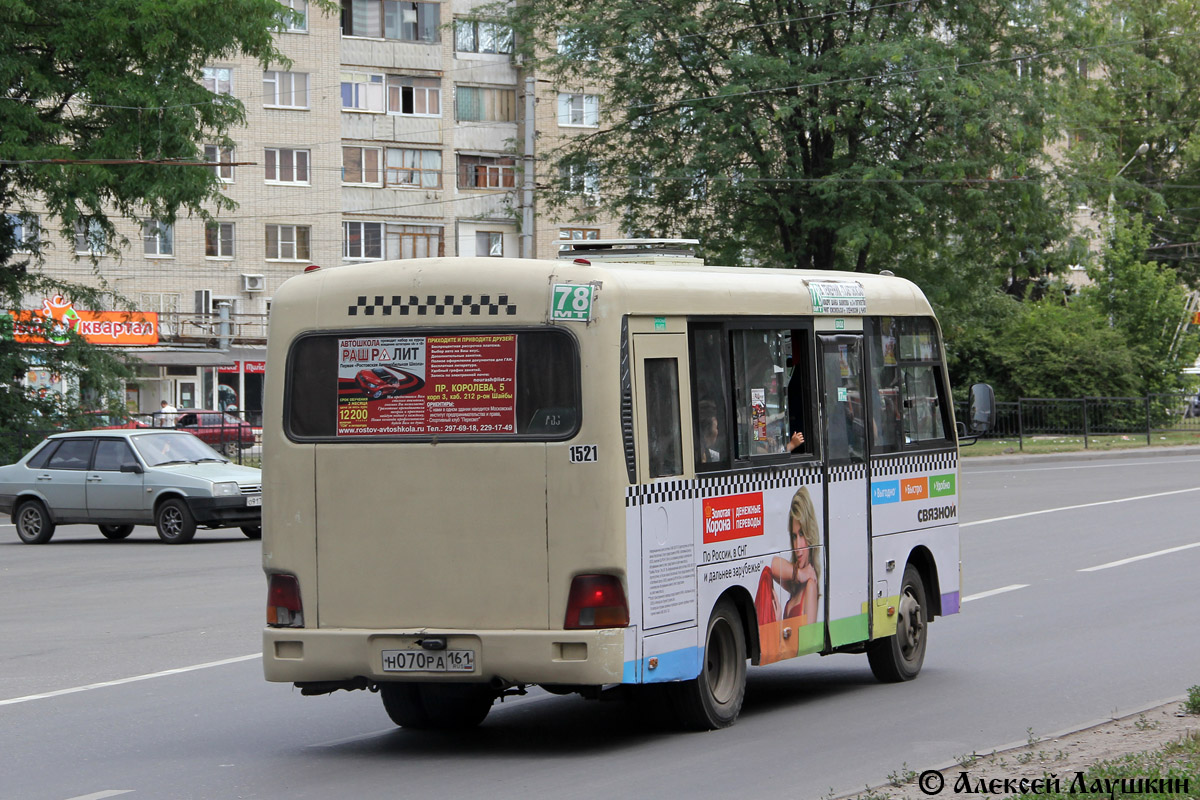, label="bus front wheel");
[380,683,493,730]
[867,563,929,682]
[673,599,747,730]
